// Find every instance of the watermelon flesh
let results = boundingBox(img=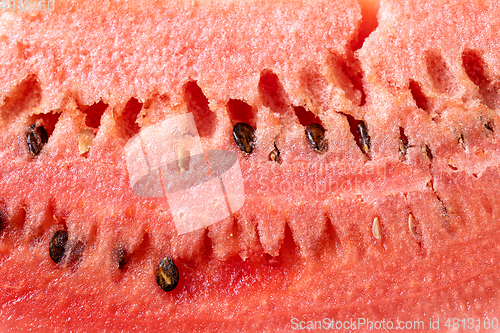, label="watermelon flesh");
[1,0,500,331]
